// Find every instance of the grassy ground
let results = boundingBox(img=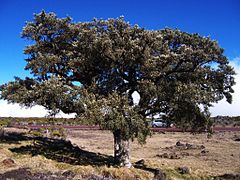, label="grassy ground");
[0,128,240,179]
